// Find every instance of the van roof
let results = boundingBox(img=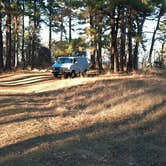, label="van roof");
[58,56,86,59]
